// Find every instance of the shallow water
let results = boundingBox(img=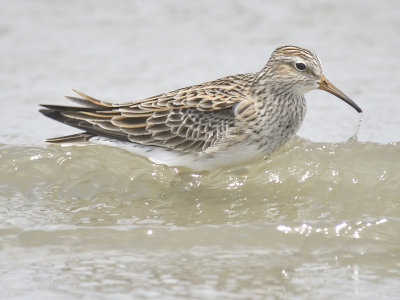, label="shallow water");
[1,140,399,299]
[1,0,400,299]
